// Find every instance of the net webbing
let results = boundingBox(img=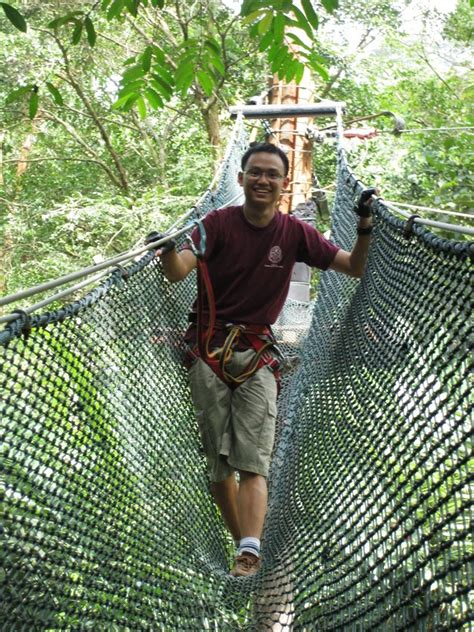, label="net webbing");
[1,120,473,631]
